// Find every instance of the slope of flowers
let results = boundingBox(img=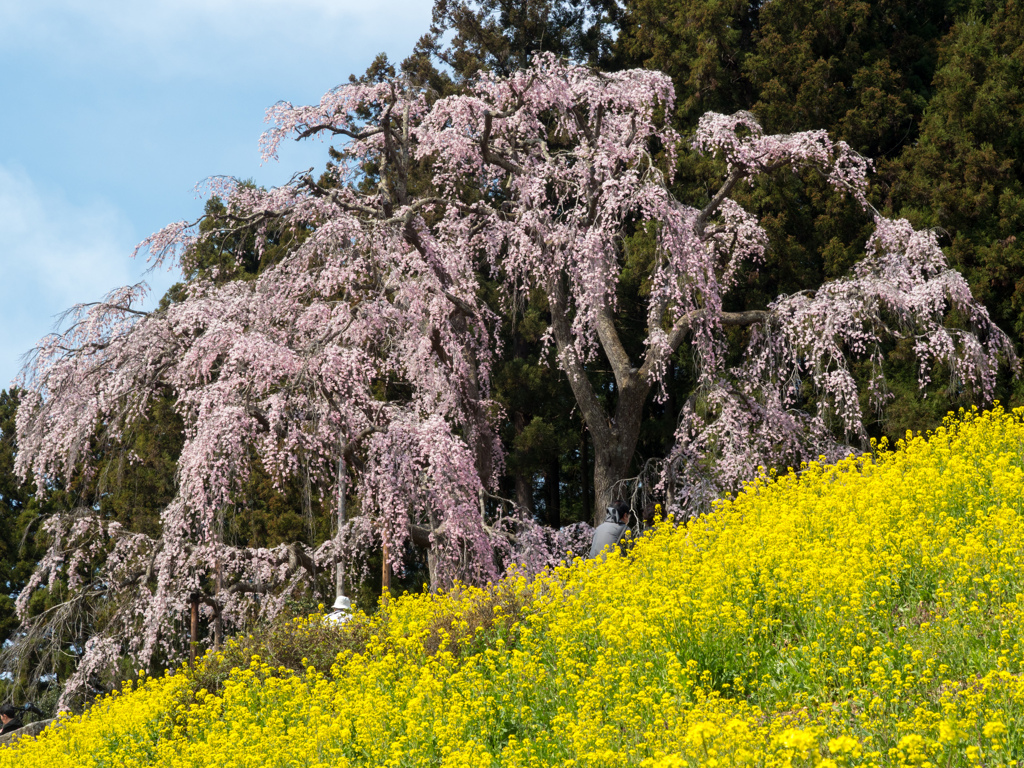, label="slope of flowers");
[5,406,1024,767]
